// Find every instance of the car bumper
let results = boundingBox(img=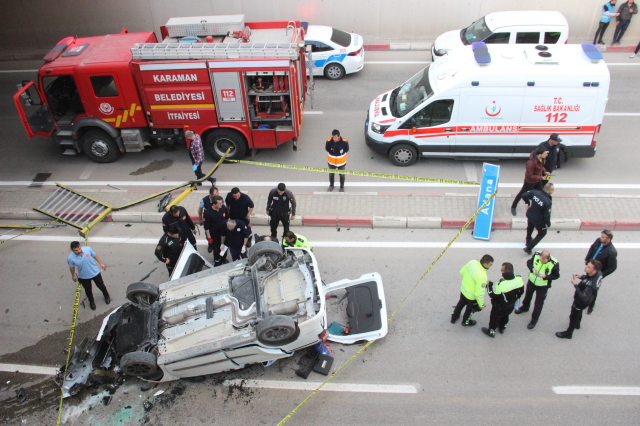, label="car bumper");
[364,114,389,154]
[568,145,596,158]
